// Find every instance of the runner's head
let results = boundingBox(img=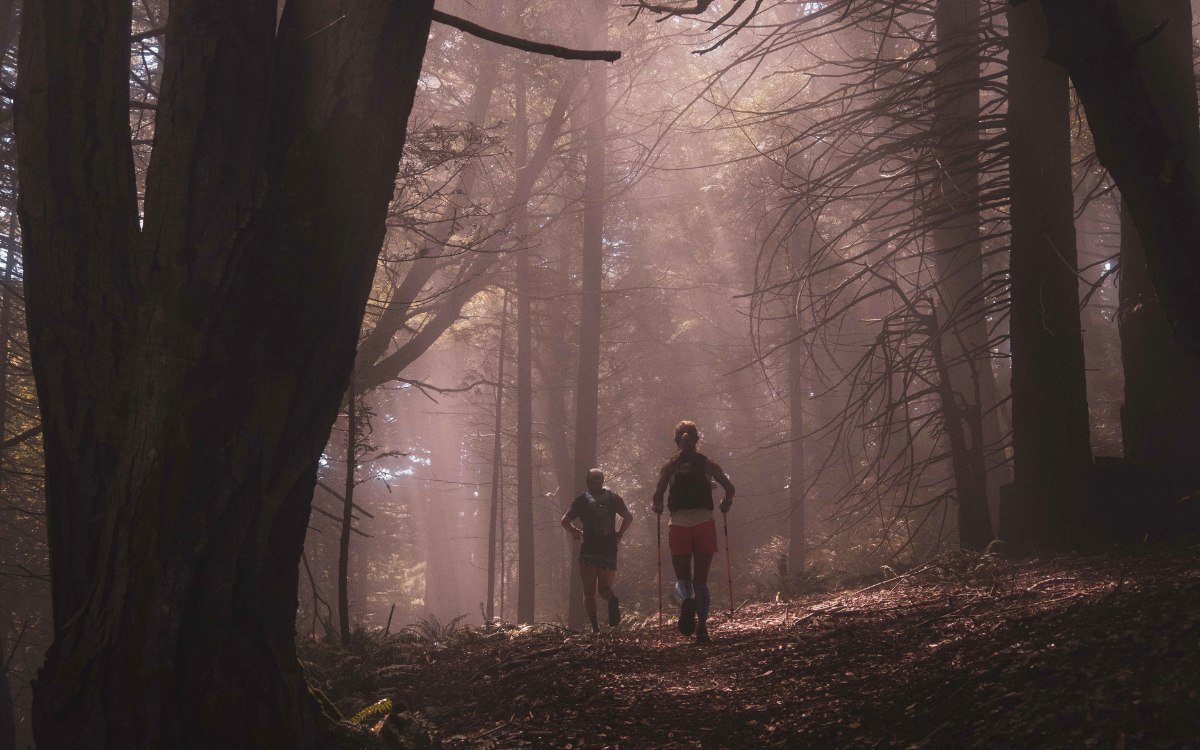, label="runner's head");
[673,420,700,456]
[586,468,604,493]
